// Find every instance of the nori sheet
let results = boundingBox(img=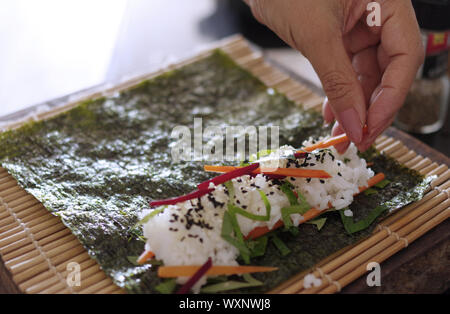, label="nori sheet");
[0,50,431,293]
